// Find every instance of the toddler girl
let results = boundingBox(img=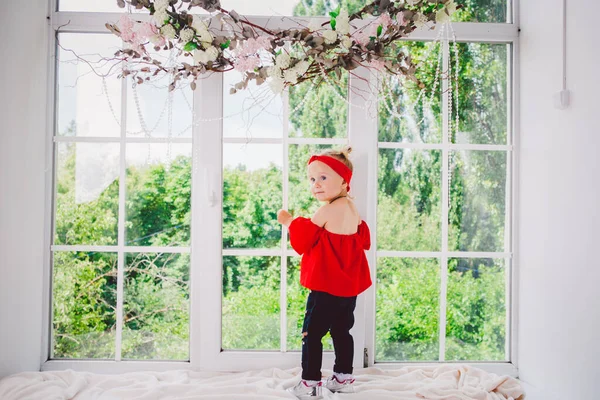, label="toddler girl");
[278,147,371,398]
